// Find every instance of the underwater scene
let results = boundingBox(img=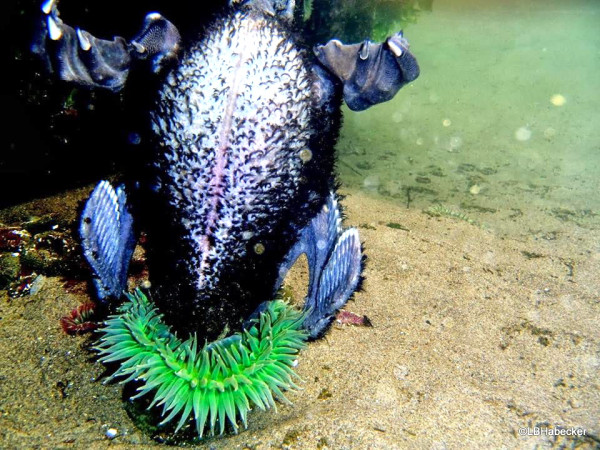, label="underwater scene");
[1,0,599,448]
